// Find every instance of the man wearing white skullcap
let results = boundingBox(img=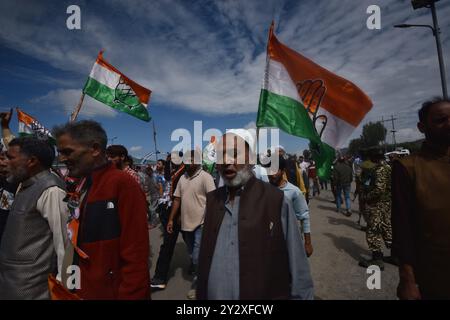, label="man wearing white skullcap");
[197,129,314,300]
